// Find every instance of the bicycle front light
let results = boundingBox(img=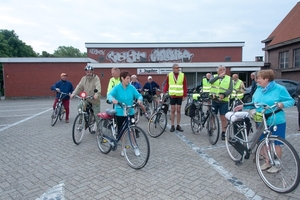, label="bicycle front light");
[131,118,136,124]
